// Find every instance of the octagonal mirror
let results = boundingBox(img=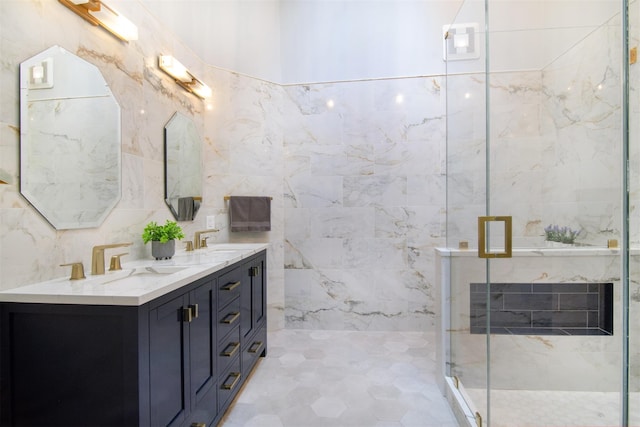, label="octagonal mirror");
[164,112,202,221]
[19,46,121,229]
